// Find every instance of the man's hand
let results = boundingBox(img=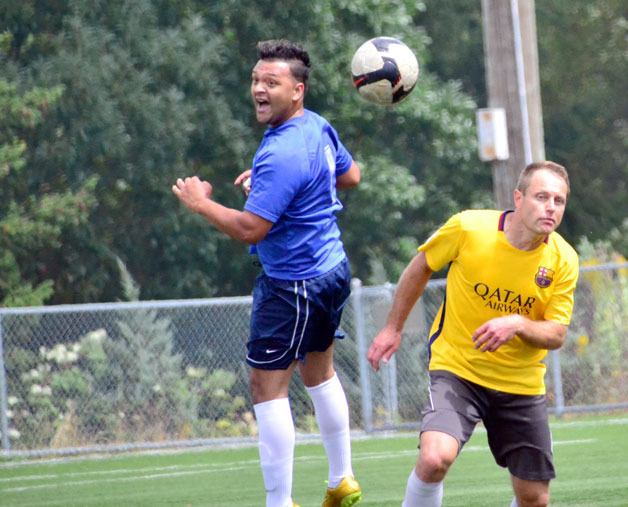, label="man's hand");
[234,169,252,197]
[172,176,213,212]
[471,315,521,352]
[367,327,402,371]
